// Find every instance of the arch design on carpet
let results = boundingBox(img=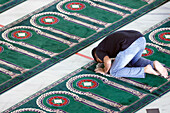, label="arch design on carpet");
[36,91,114,113]
[149,28,170,47]
[66,74,147,110]
[57,0,127,16]
[1,26,73,57]
[56,0,127,26]
[146,43,170,55]
[145,43,170,71]
[30,12,101,39]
